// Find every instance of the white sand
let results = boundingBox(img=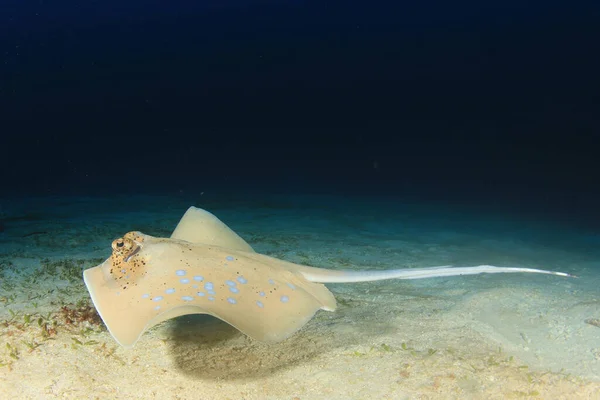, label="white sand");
[0,194,598,399]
